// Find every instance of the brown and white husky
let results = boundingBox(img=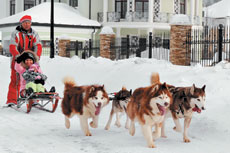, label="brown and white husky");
[127,73,172,148]
[104,87,132,130]
[61,77,109,136]
[161,84,206,142]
